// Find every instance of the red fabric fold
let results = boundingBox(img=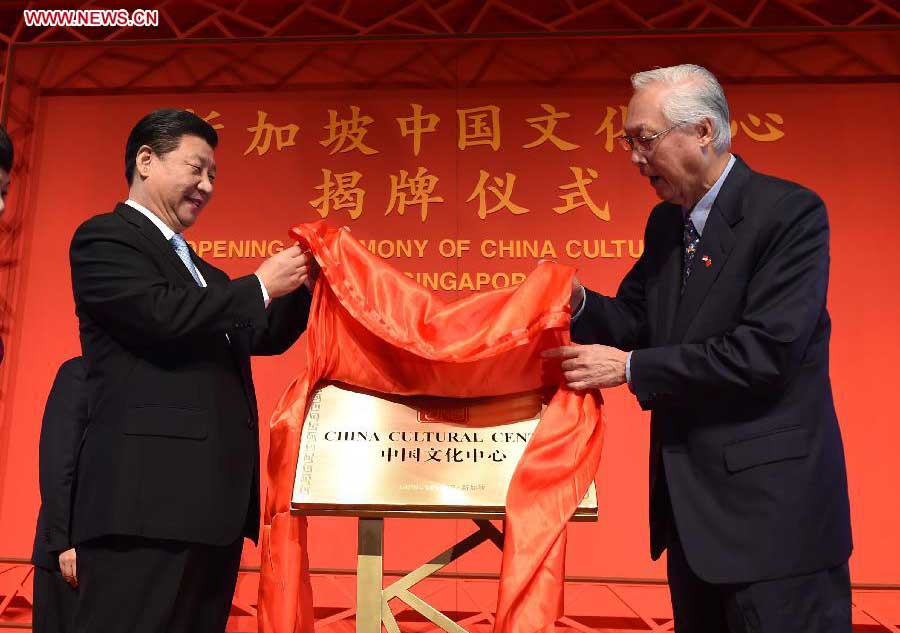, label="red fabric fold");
[259,221,604,633]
